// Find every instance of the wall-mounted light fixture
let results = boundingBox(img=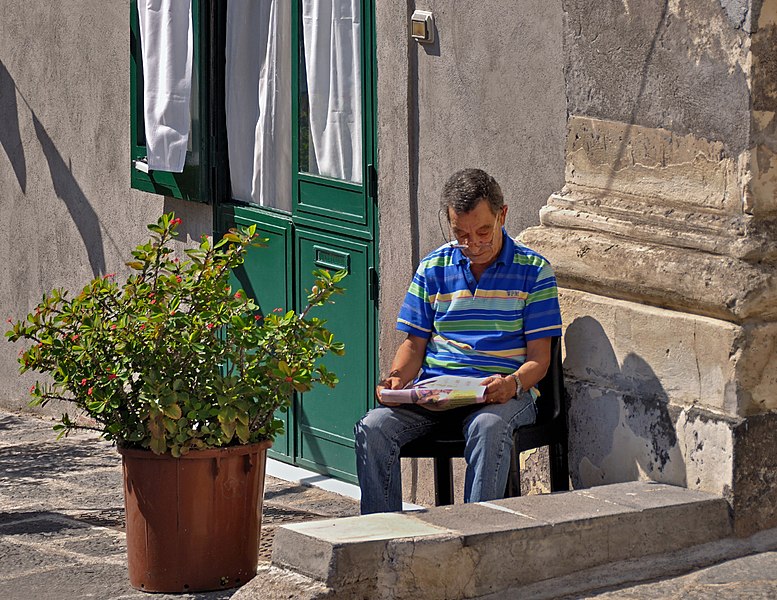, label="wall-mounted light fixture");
[410,10,434,44]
